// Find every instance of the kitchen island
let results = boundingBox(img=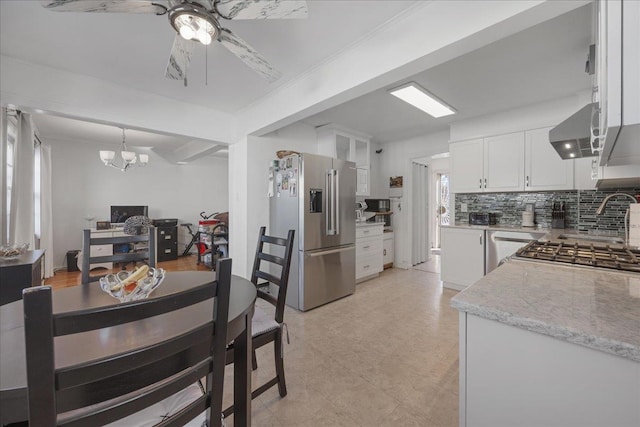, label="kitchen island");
[451,259,640,427]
